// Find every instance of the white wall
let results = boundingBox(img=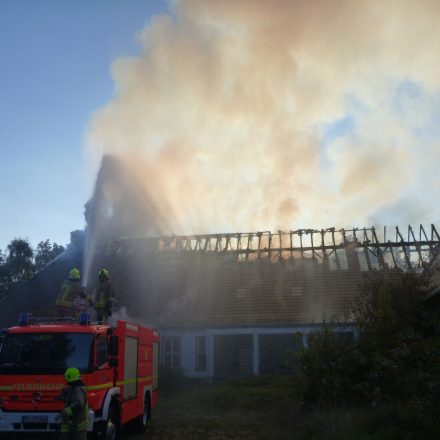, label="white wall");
[159,323,356,378]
